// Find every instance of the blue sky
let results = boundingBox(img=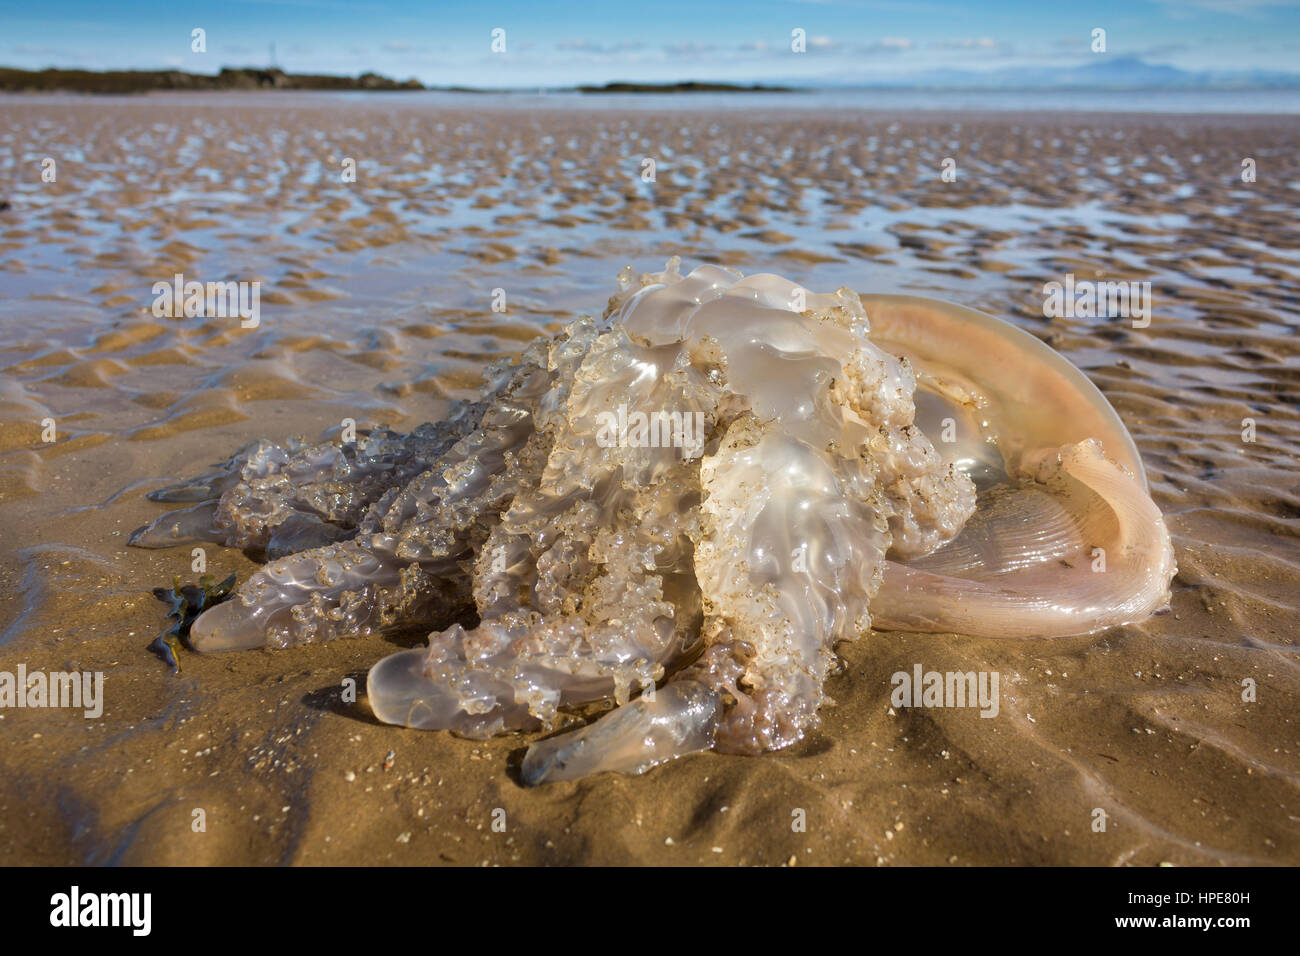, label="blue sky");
[4,0,1299,86]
